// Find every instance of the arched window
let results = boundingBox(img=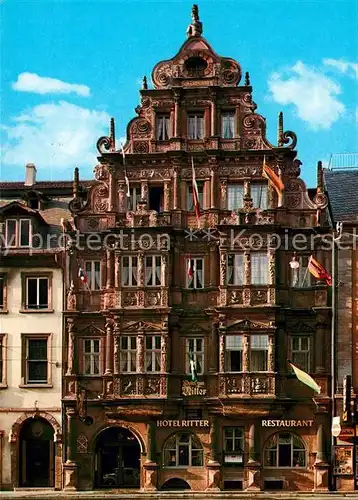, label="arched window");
[163,433,203,467]
[264,433,306,468]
